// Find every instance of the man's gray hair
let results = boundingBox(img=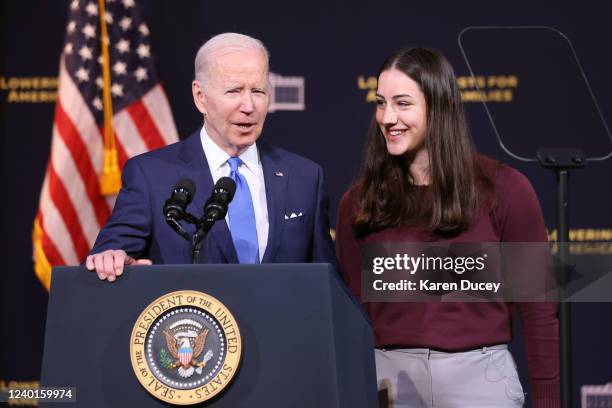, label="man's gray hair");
[194,32,269,88]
